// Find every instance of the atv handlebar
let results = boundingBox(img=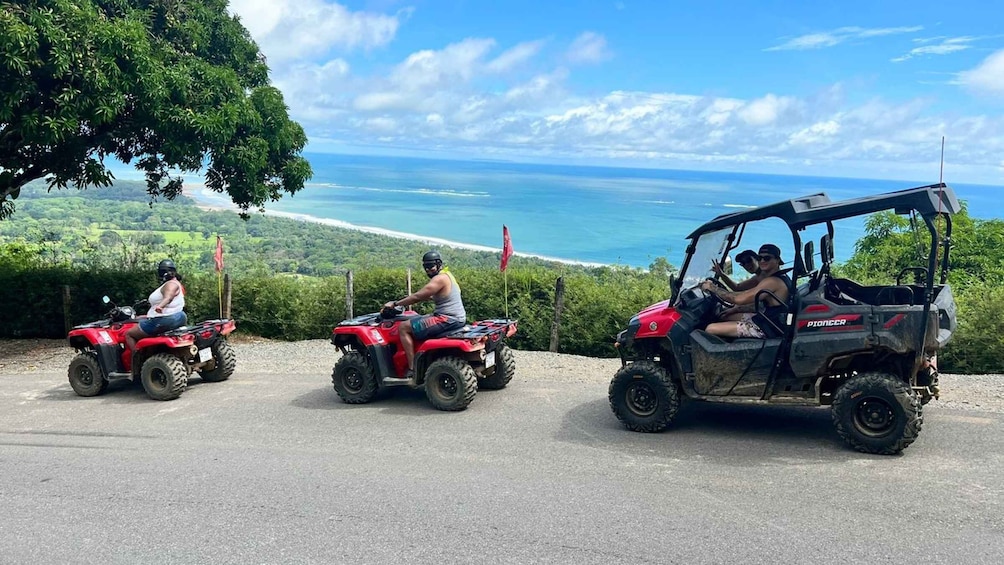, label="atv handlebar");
[380,305,404,320]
